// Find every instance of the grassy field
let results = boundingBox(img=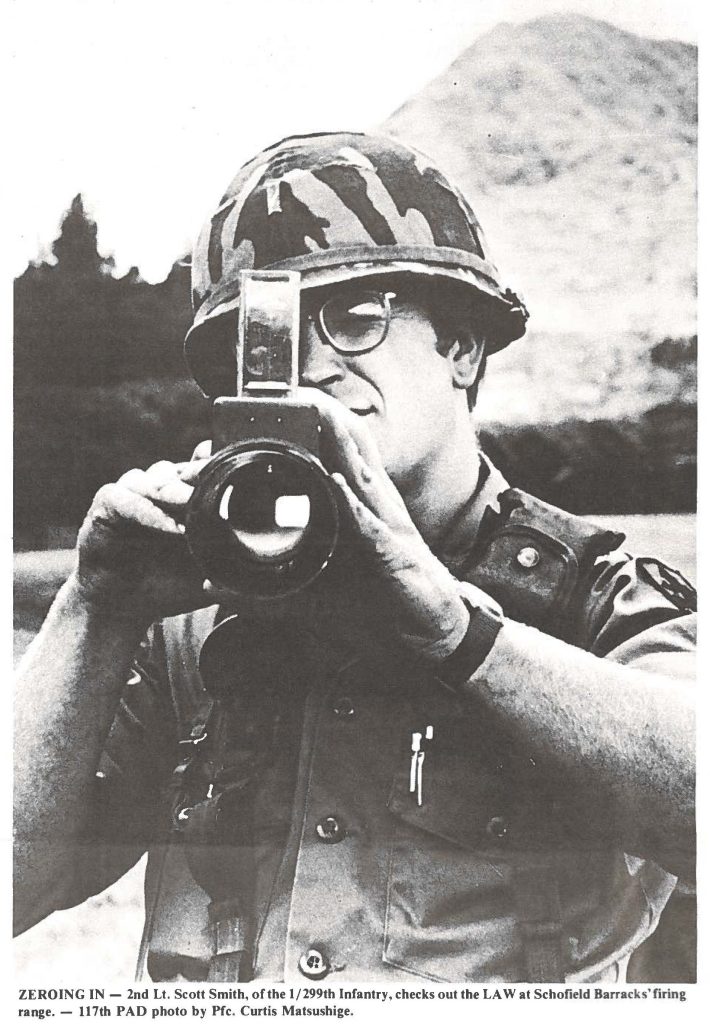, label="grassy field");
[13,514,696,982]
